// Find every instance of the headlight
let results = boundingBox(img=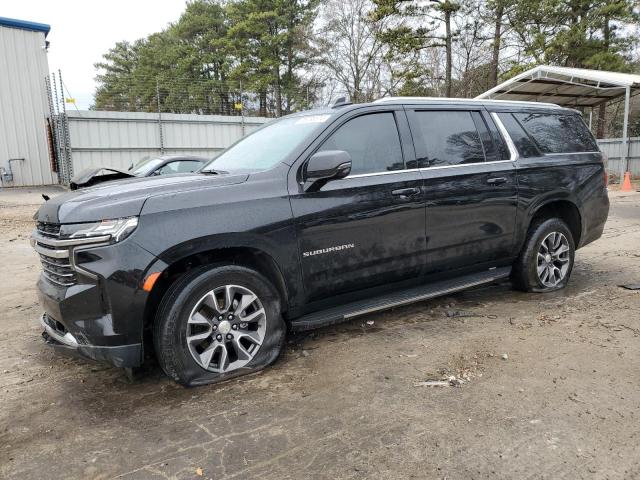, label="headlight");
[59,217,139,243]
